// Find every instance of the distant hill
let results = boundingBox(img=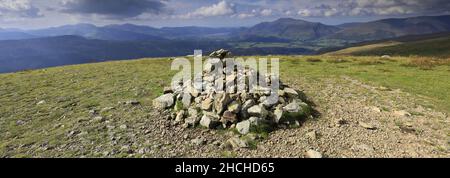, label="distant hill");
[327,33,450,58]
[27,24,166,41]
[0,31,36,40]
[237,18,340,41]
[0,35,312,73]
[328,15,450,42]
[0,36,230,73]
